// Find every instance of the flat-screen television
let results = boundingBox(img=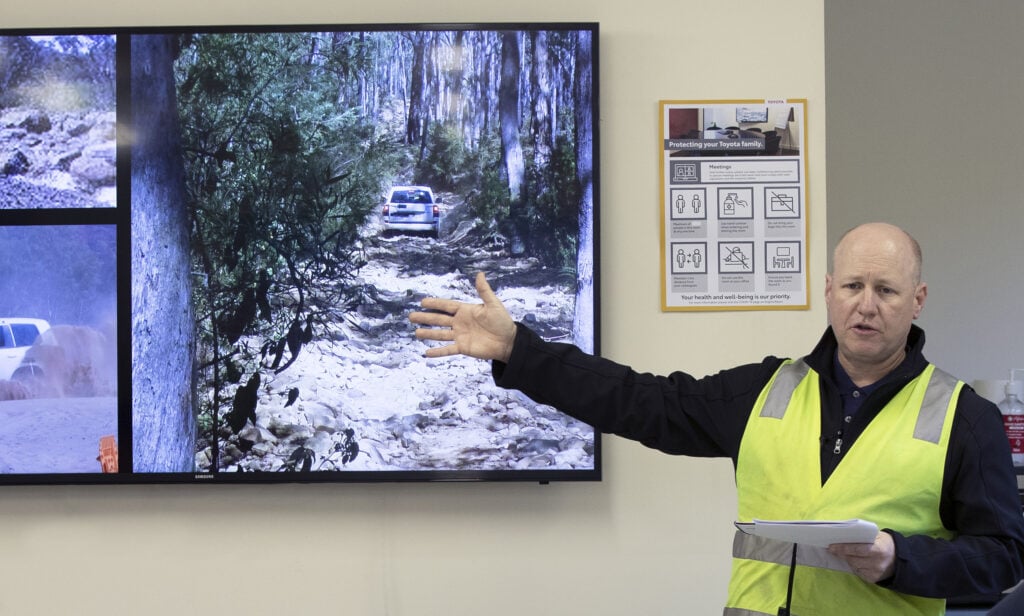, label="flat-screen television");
[735,106,768,123]
[0,22,600,484]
